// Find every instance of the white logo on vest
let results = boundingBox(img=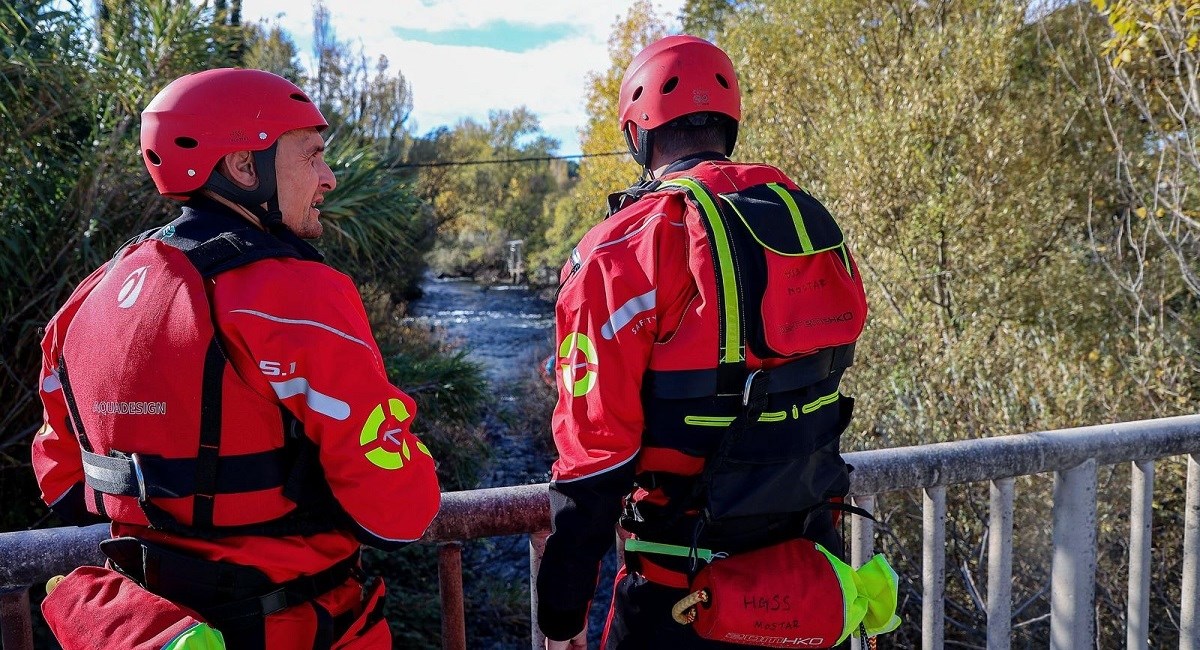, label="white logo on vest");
[117,266,150,309]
